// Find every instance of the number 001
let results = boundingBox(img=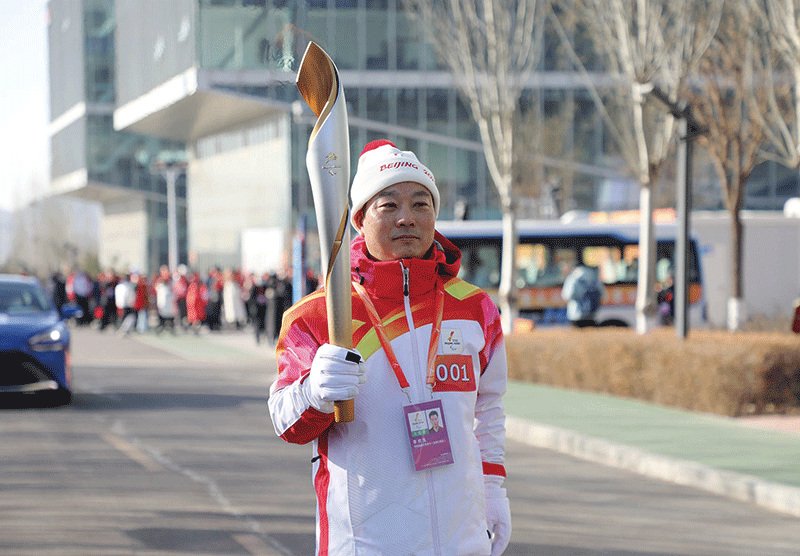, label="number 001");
[436,363,470,382]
